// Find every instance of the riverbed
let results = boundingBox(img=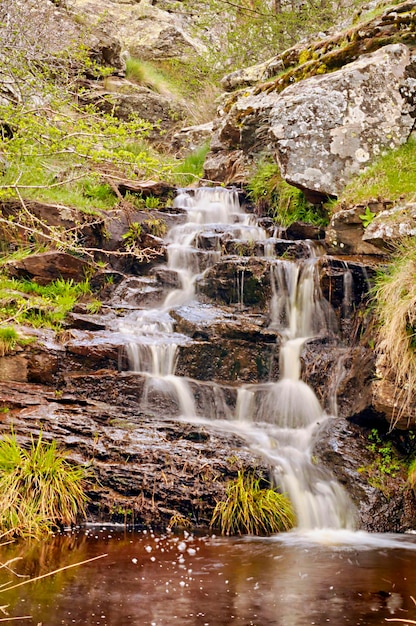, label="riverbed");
[2,527,416,625]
